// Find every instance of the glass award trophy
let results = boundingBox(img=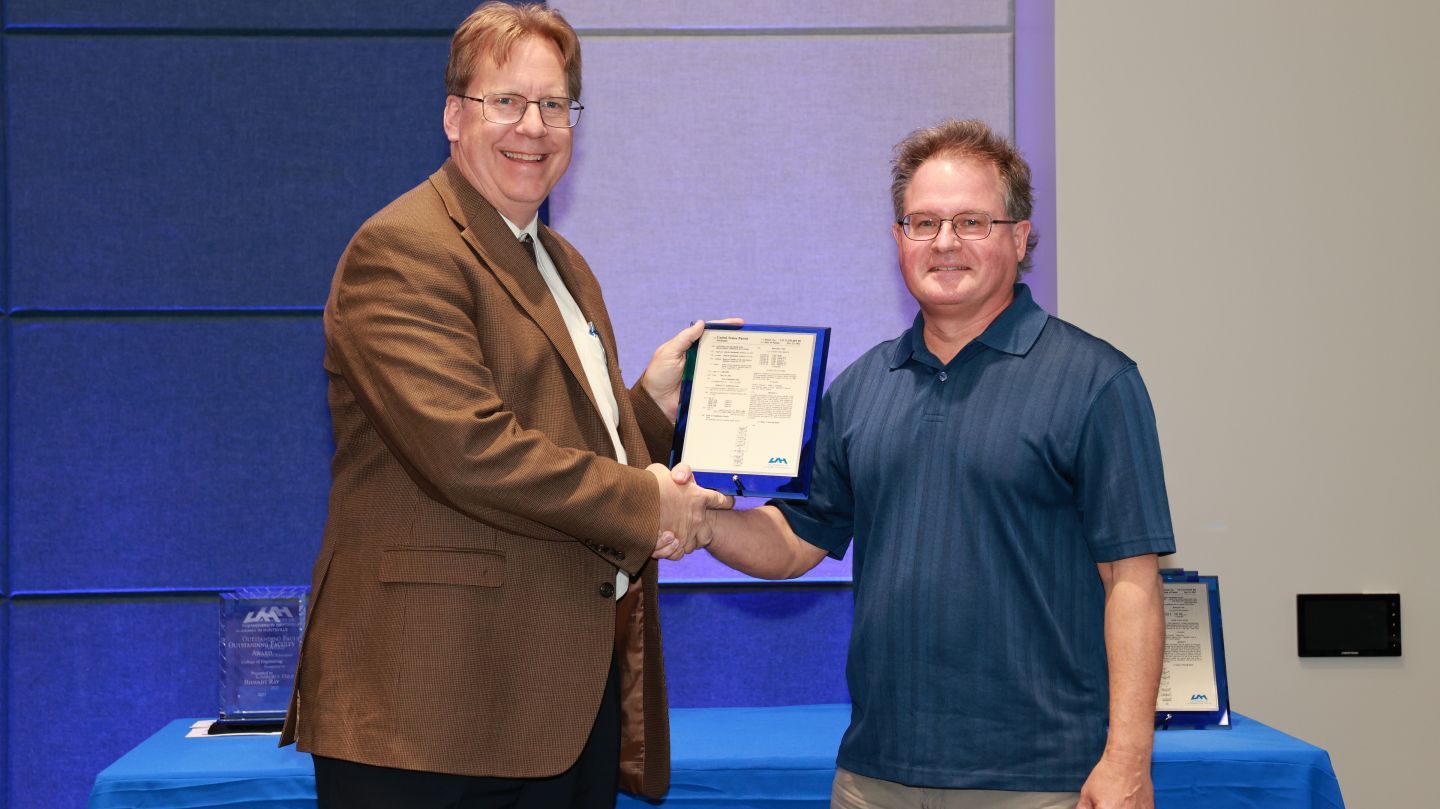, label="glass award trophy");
[671,323,831,499]
[212,587,307,733]
[1155,569,1231,730]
